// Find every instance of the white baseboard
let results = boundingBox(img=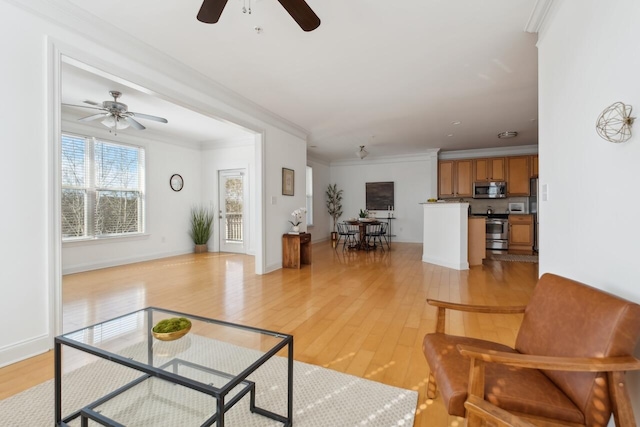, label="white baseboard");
[0,334,51,369]
[422,254,469,271]
[62,249,192,275]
